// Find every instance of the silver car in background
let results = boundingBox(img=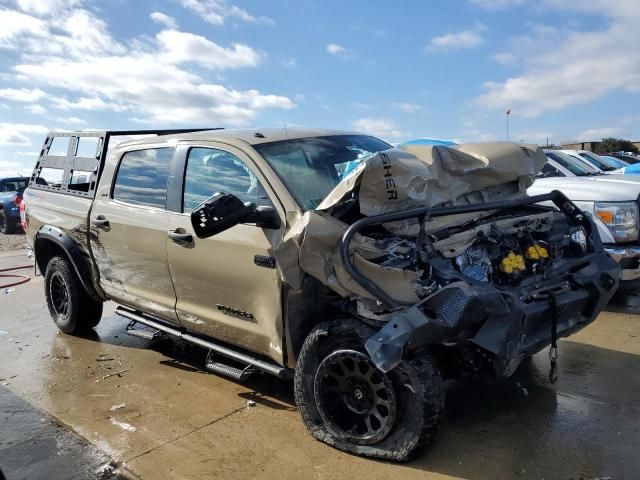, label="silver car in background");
[531,150,640,306]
